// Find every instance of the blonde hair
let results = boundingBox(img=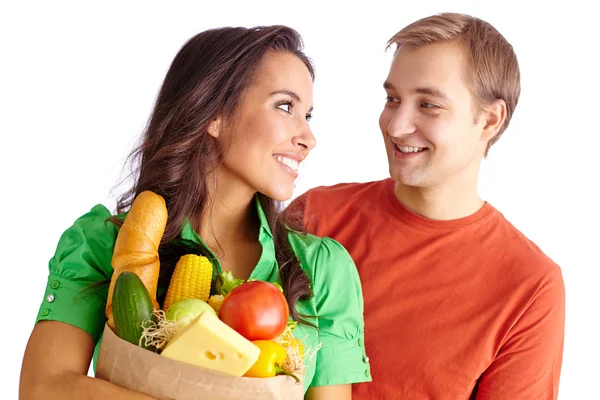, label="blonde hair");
[388,13,521,154]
